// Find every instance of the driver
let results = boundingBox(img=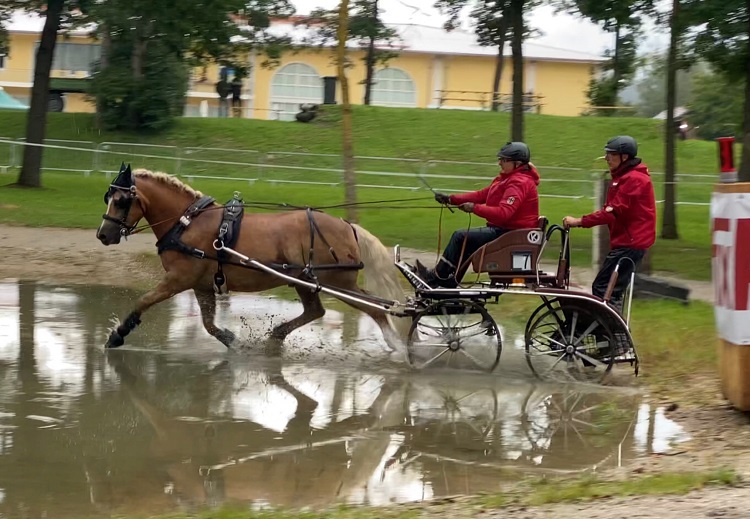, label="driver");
[415,141,541,288]
[563,135,656,310]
